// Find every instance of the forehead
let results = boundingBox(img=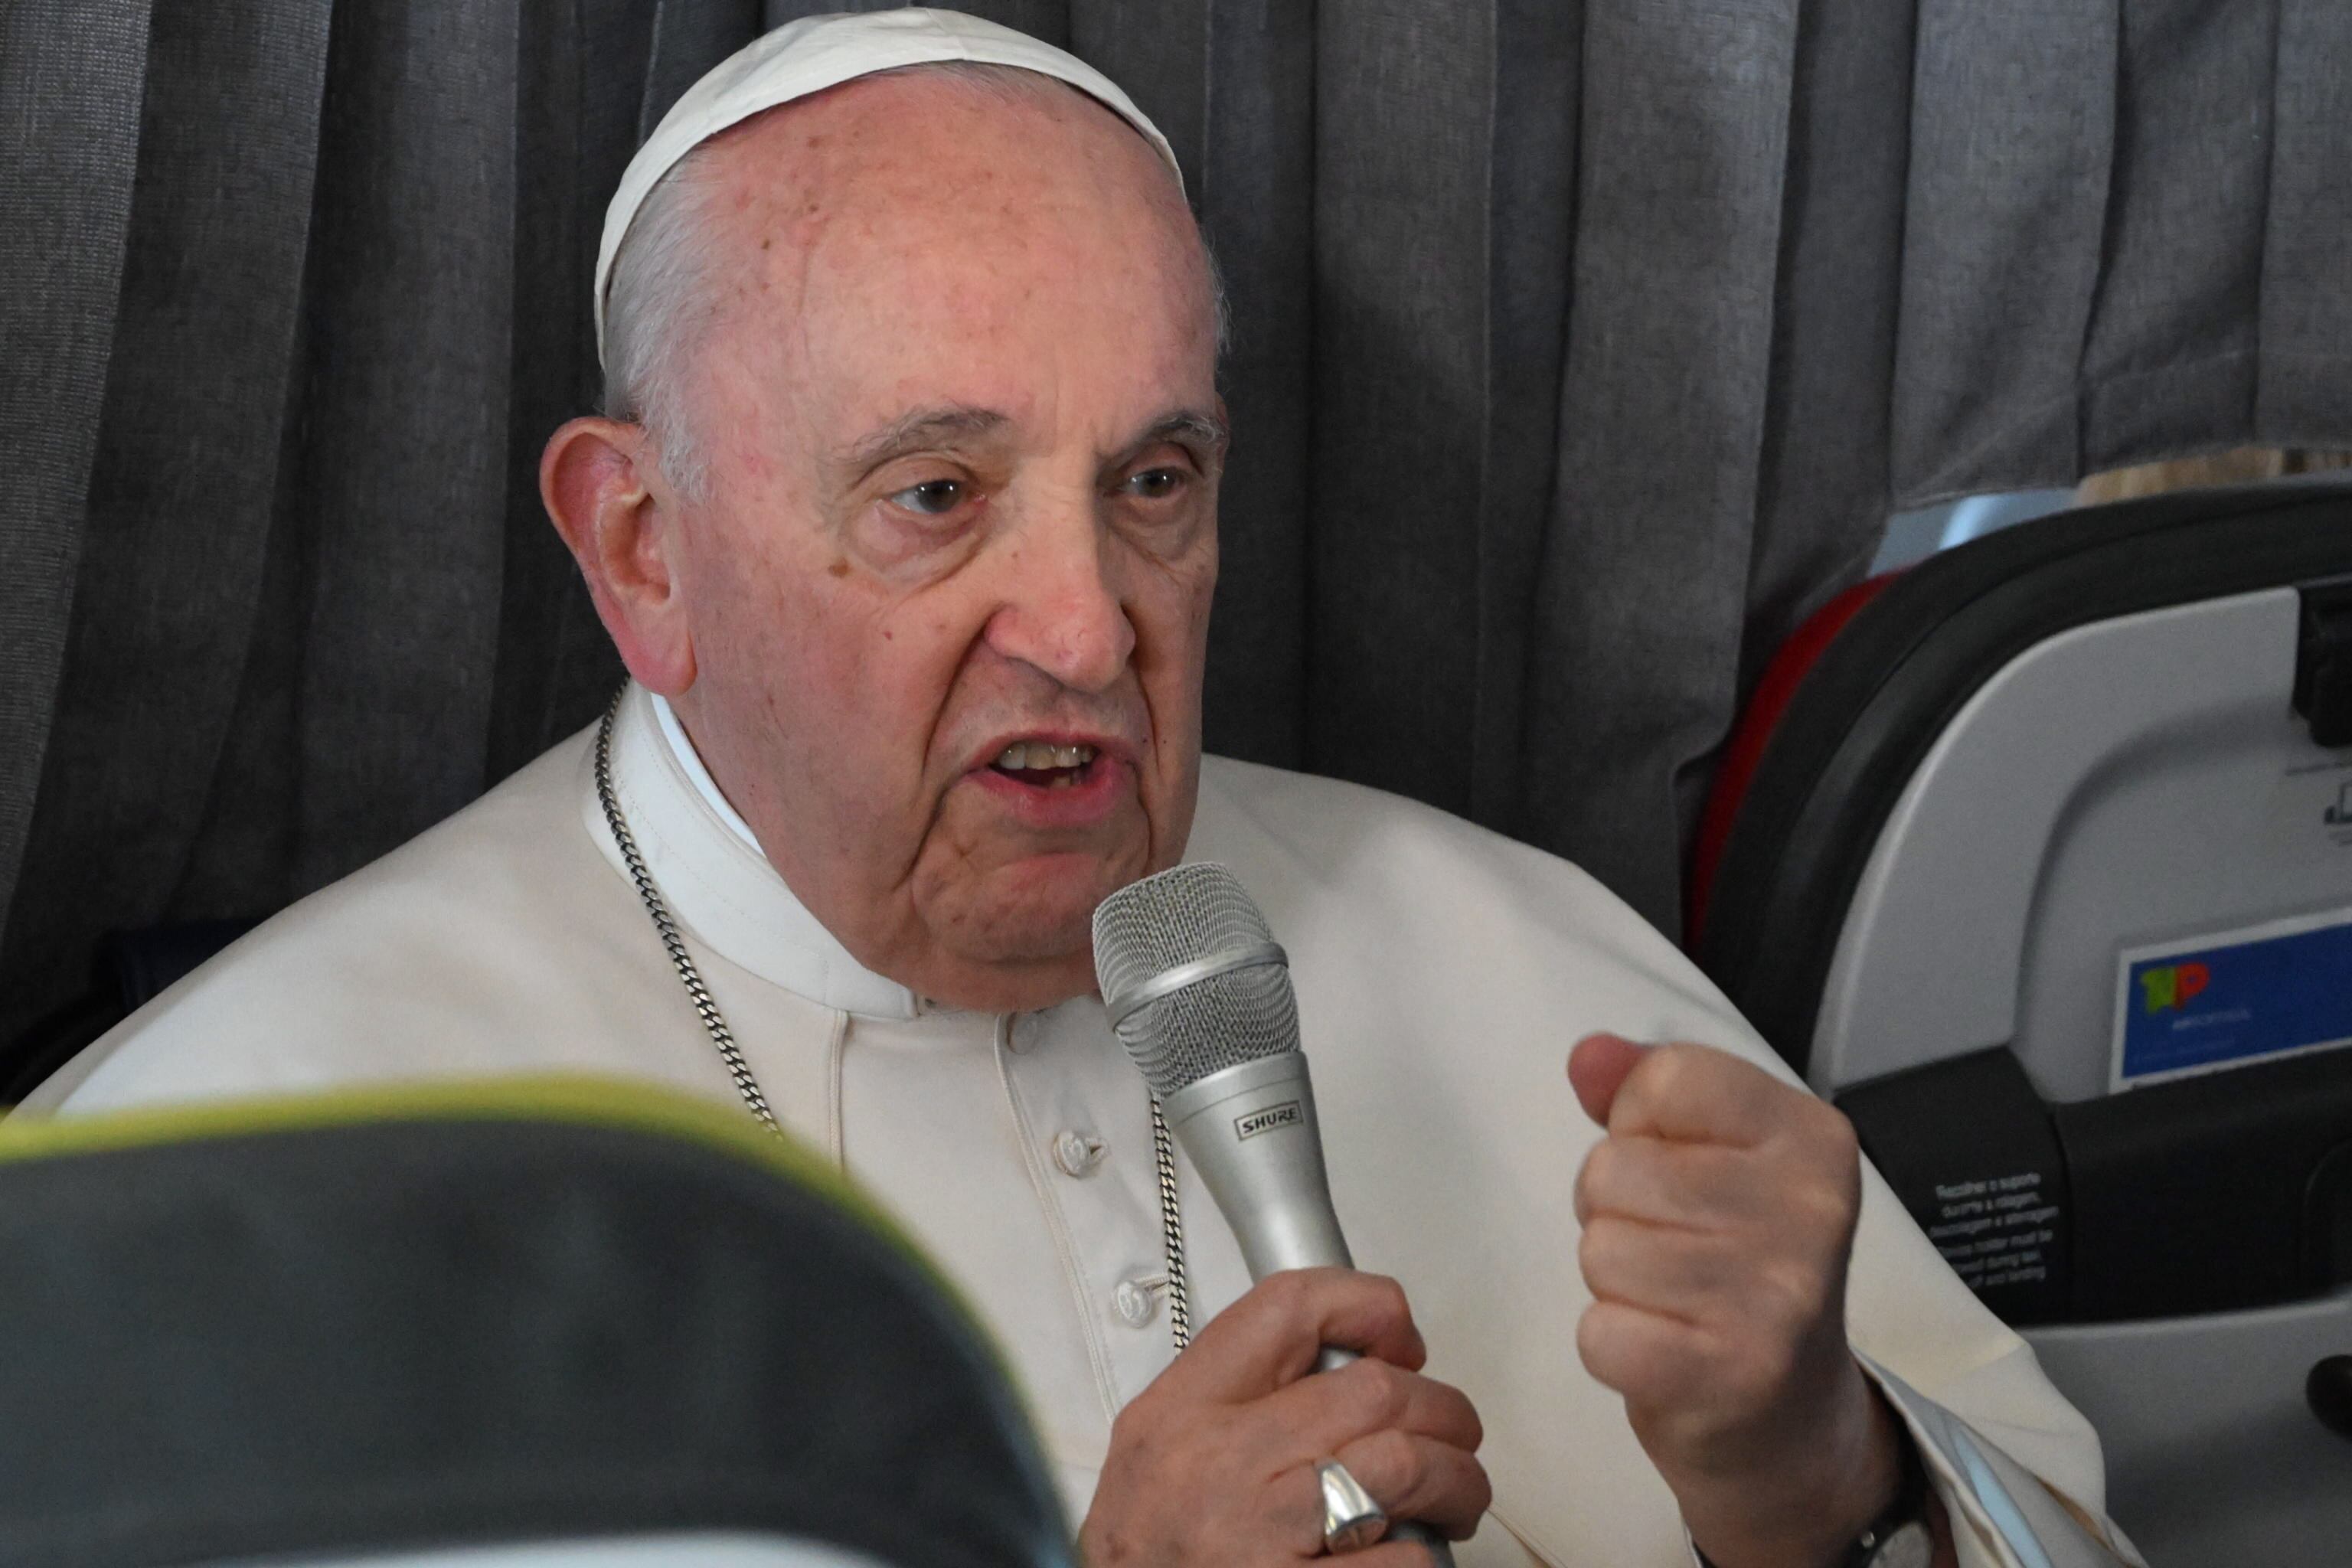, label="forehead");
[695,71,1217,430]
